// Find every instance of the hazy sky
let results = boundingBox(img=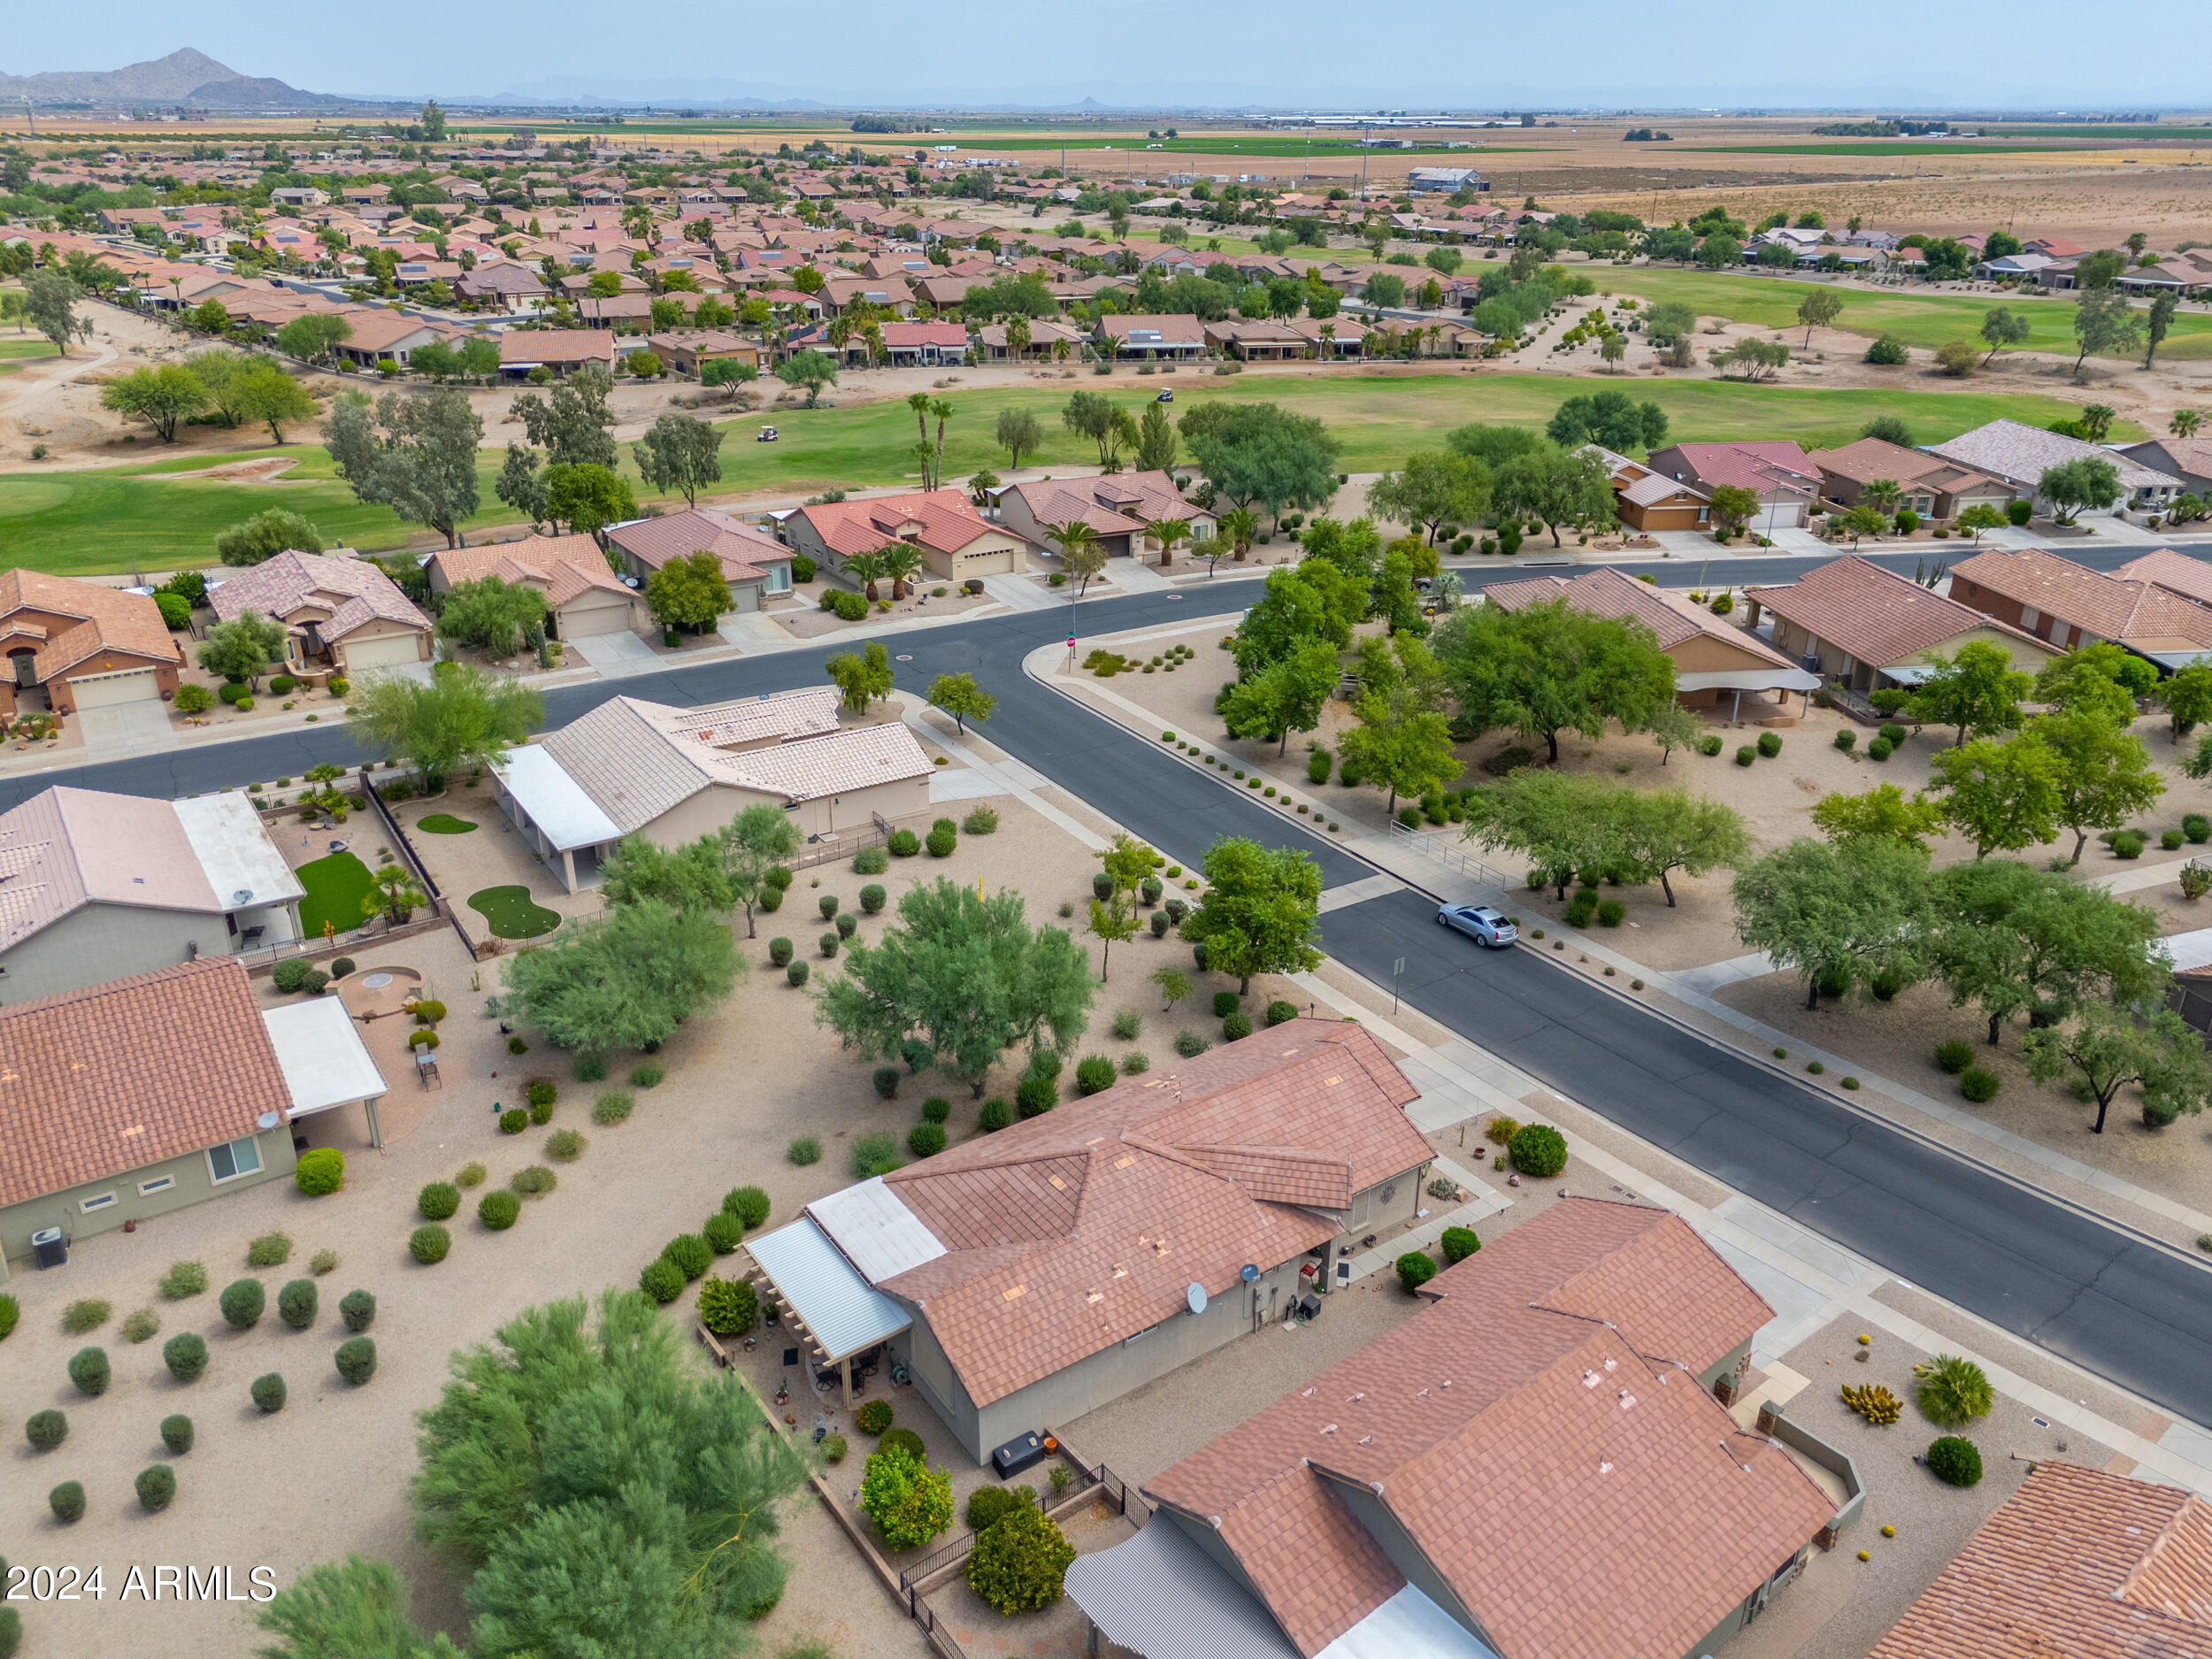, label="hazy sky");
[12,1,2212,110]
